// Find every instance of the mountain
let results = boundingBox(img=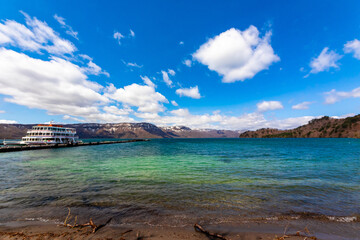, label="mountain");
[0,122,240,139]
[239,115,360,138]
